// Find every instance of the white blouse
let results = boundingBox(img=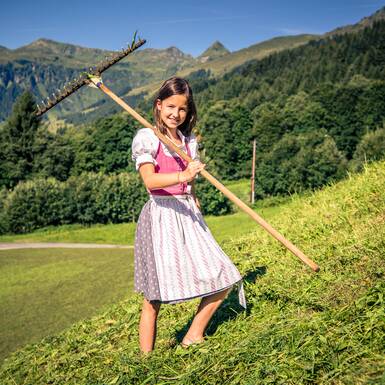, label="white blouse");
[131,127,200,171]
